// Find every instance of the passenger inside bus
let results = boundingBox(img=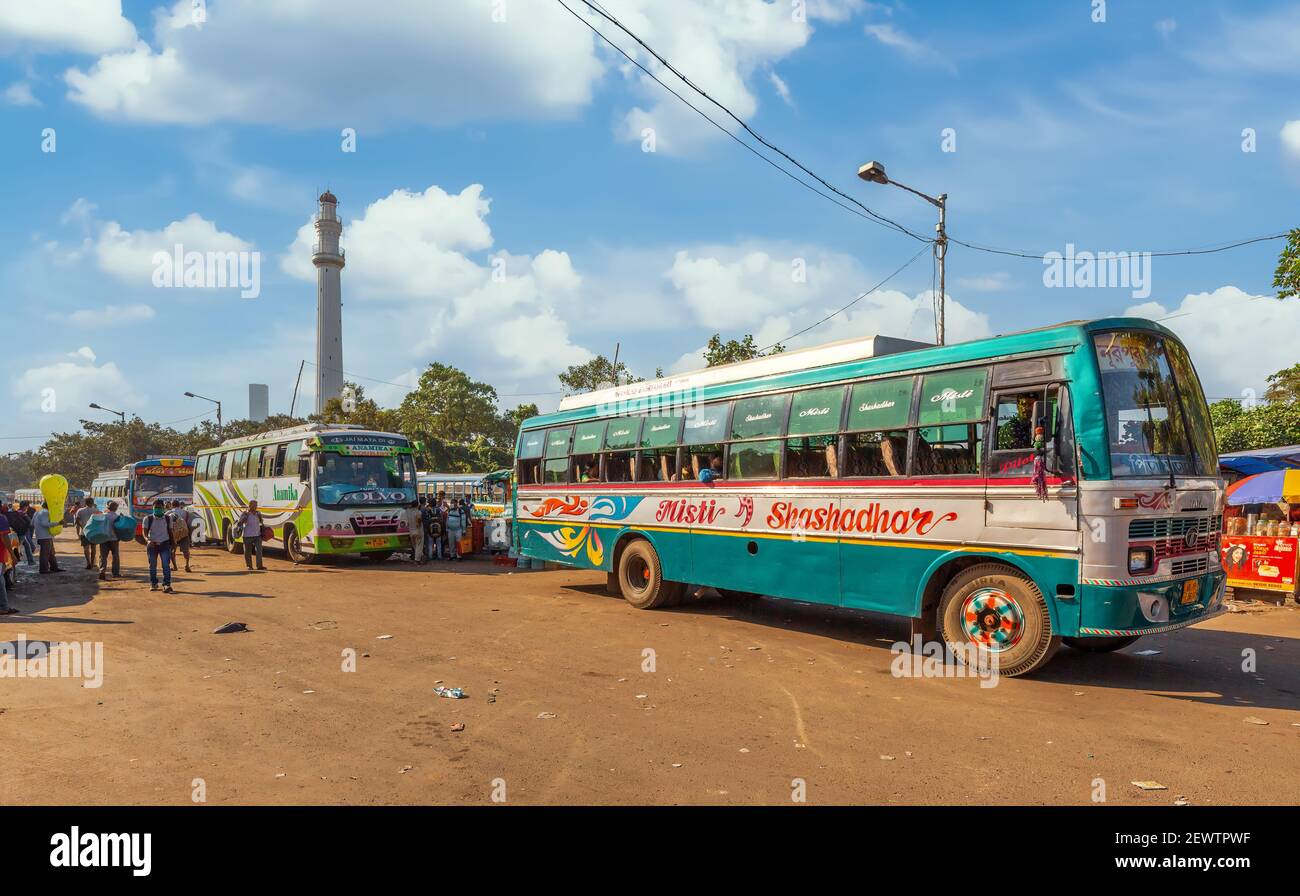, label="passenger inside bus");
[600,452,634,482]
[578,459,600,483]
